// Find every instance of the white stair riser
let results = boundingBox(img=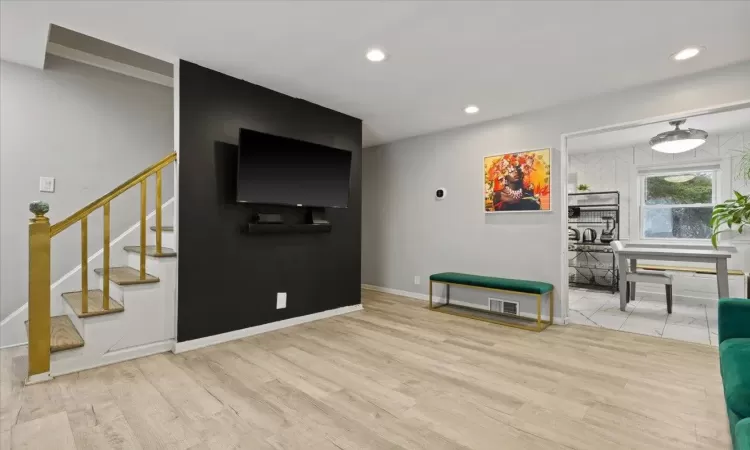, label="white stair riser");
[64,282,151,339]
[126,252,176,273]
[147,229,175,249]
[61,299,85,338]
[98,276,126,303]
[108,285,173,352]
[50,310,153,374]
